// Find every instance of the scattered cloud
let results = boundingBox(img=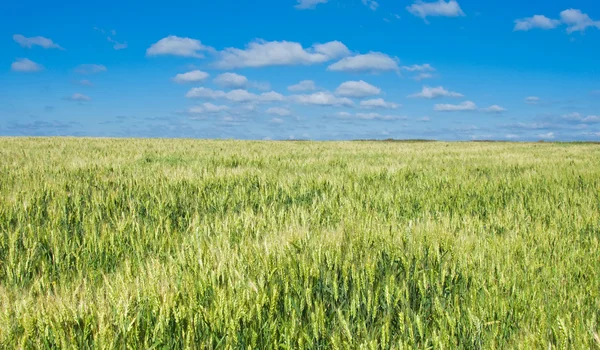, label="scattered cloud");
[414,73,434,81]
[537,132,555,139]
[290,92,354,107]
[560,9,600,34]
[216,40,349,69]
[336,112,405,121]
[186,87,284,103]
[335,80,381,98]
[188,102,230,114]
[525,96,540,104]
[78,80,94,86]
[481,105,507,113]
[434,101,477,111]
[107,37,128,50]
[362,0,379,11]
[505,134,520,139]
[327,52,399,72]
[359,98,400,109]
[11,58,43,72]
[408,86,463,99]
[402,63,435,72]
[288,80,317,92]
[13,34,63,49]
[146,35,213,58]
[513,15,560,31]
[270,118,284,124]
[74,64,107,74]
[266,107,292,116]
[562,112,600,124]
[64,93,91,102]
[295,0,328,10]
[418,116,431,122]
[407,0,465,21]
[213,72,248,88]
[173,70,210,84]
